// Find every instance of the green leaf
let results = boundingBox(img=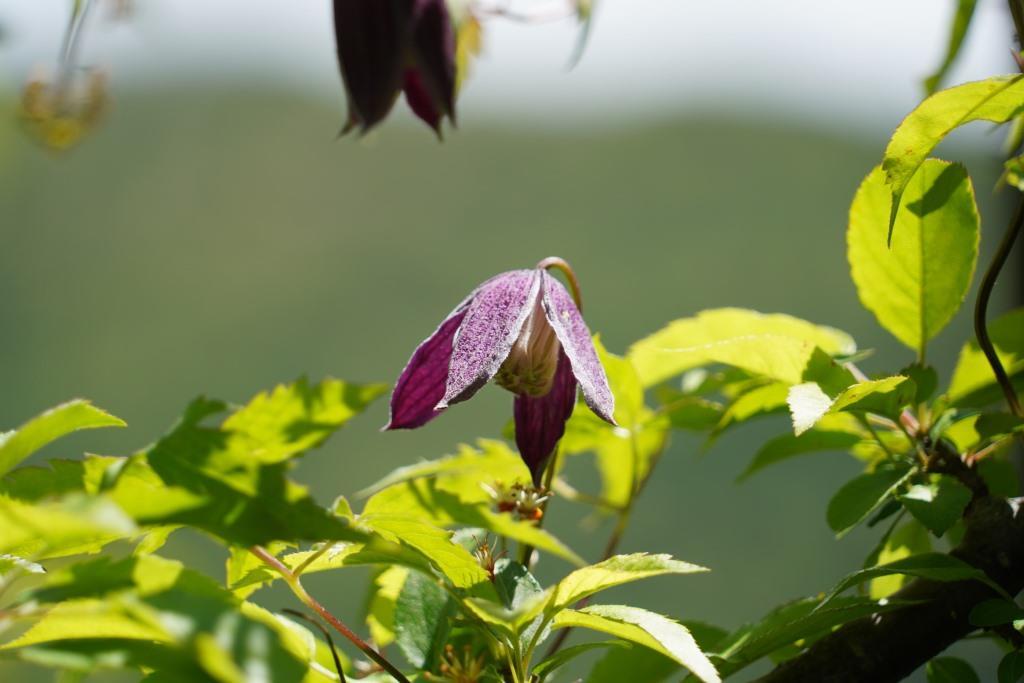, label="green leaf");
[739,417,863,481]
[713,596,908,677]
[552,604,720,683]
[587,644,678,683]
[627,308,855,388]
[366,566,409,647]
[394,570,454,670]
[358,438,529,501]
[849,161,979,355]
[491,557,548,644]
[0,553,45,577]
[900,363,939,403]
[461,588,550,637]
[141,394,368,547]
[561,340,671,509]
[362,478,582,566]
[819,552,1005,610]
[883,75,1024,235]
[979,457,1020,498]
[922,0,978,95]
[532,640,631,682]
[785,383,835,436]
[999,650,1024,683]
[561,407,668,510]
[827,466,913,537]
[221,377,387,465]
[975,413,1024,442]
[0,494,136,559]
[656,392,724,432]
[897,473,972,536]
[0,401,125,477]
[5,556,313,683]
[549,553,708,611]
[493,558,543,610]
[927,656,981,683]
[969,598,1024,627]
[711,382,789,436]
[359,514,490,589]
[868,520,932,599]
[949,309,1024,406]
